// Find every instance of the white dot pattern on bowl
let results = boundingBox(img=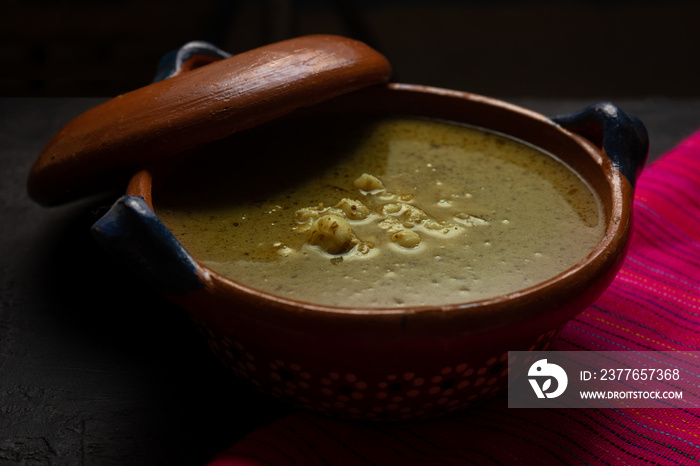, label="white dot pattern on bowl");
[195,322,564,419]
